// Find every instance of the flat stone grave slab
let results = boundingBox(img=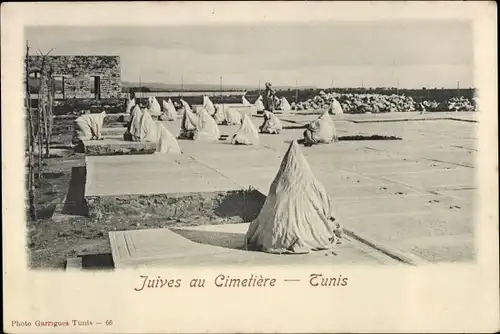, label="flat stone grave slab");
[344,209,473,244]
[363,142,476,168]
[85,154,241,198]
[178,138,277,157]
[342,159,460,176]
[397,233,475,262]
[189,147,284,193]
[101,127,127,137]
[401,120,478,139]
[82,139,157,156]
[332,193,469,219]
[345,112,450,123]
[343,210,474,263]
[109,223,401,268]
[313,173,419,199]
[377,168,475,192]
[435,188,476,204]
